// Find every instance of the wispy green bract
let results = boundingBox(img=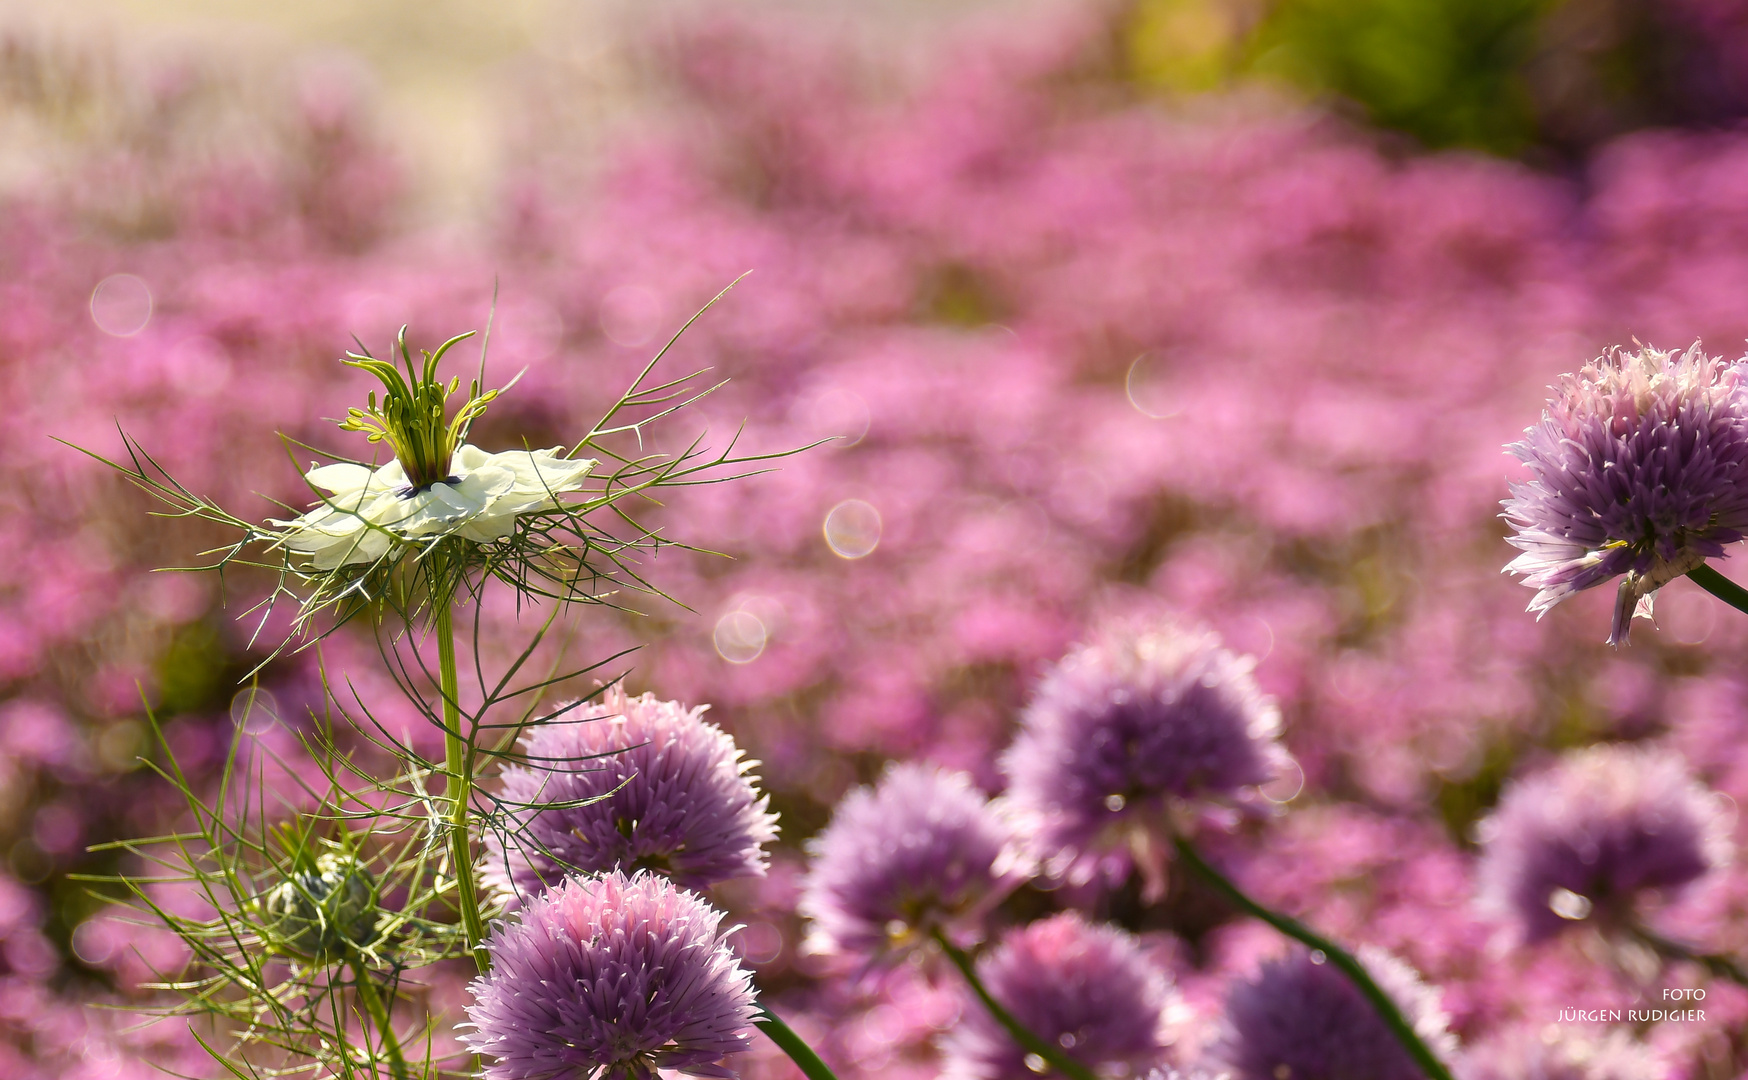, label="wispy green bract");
[81,696,464,1080]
